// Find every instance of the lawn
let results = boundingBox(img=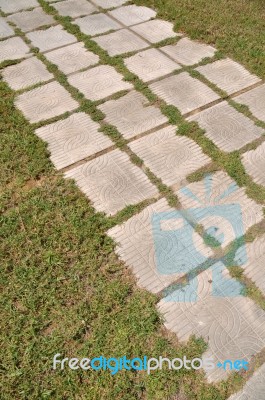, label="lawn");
[1,0,264,399]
